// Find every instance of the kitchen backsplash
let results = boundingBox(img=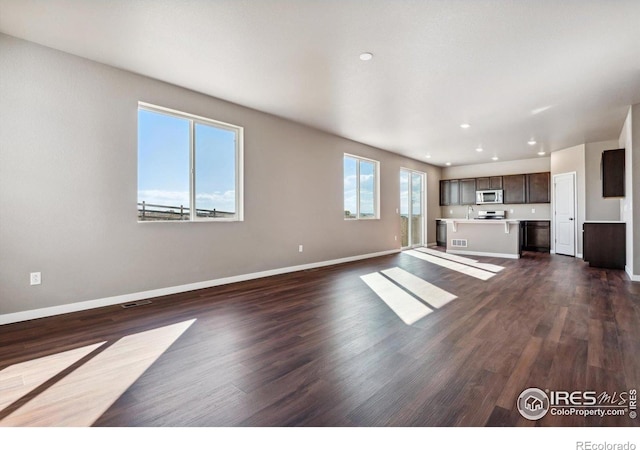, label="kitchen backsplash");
[440,203,551,220]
